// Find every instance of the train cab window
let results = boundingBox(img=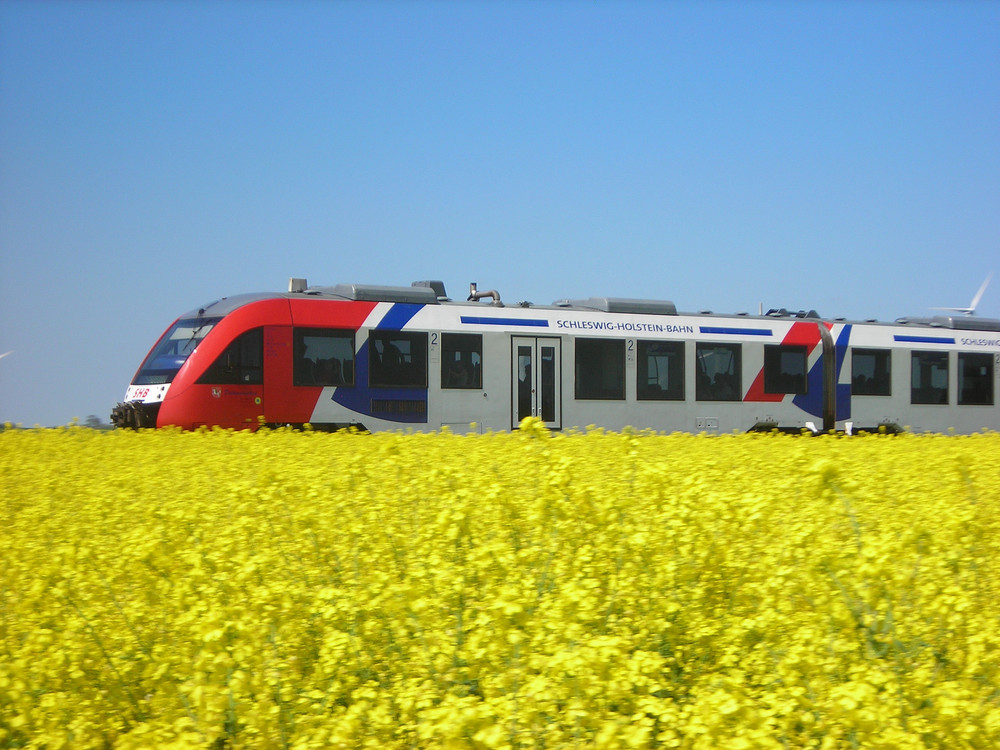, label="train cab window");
[575,338,625,400]
[294,328,355,386]
[196,328,263,385]
[911,351,949,404]
[134,317,222,385]
[764,345,807,395]
[369,331,427,388]
[696,343,741,401]
[958,352,994,406]
[852,348,891,396]
[637,340,684,400]
[441,333,482,389]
